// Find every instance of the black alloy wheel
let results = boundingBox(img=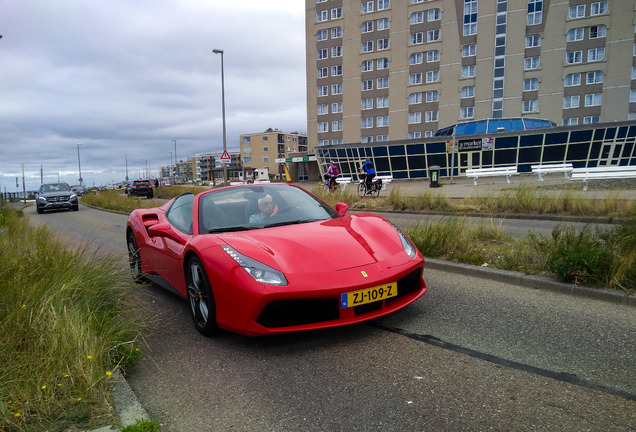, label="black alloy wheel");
[186,256,219,336]
[127,231,144,283]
